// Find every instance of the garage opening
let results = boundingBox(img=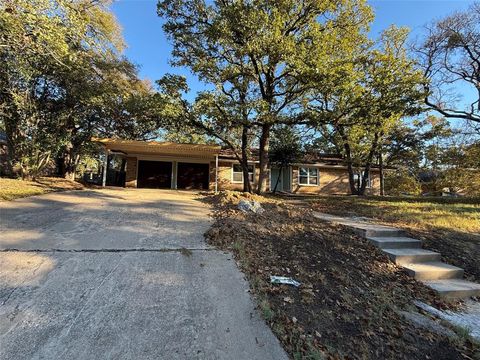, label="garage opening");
[137,160,172,189]
[177,162,209,190]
